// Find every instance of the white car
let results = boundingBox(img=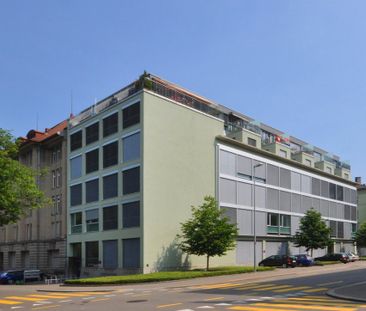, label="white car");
[346,252,360,262]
